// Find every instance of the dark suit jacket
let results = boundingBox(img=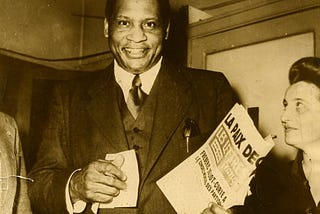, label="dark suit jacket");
[233,152,320,214]
[28,59,236,214]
